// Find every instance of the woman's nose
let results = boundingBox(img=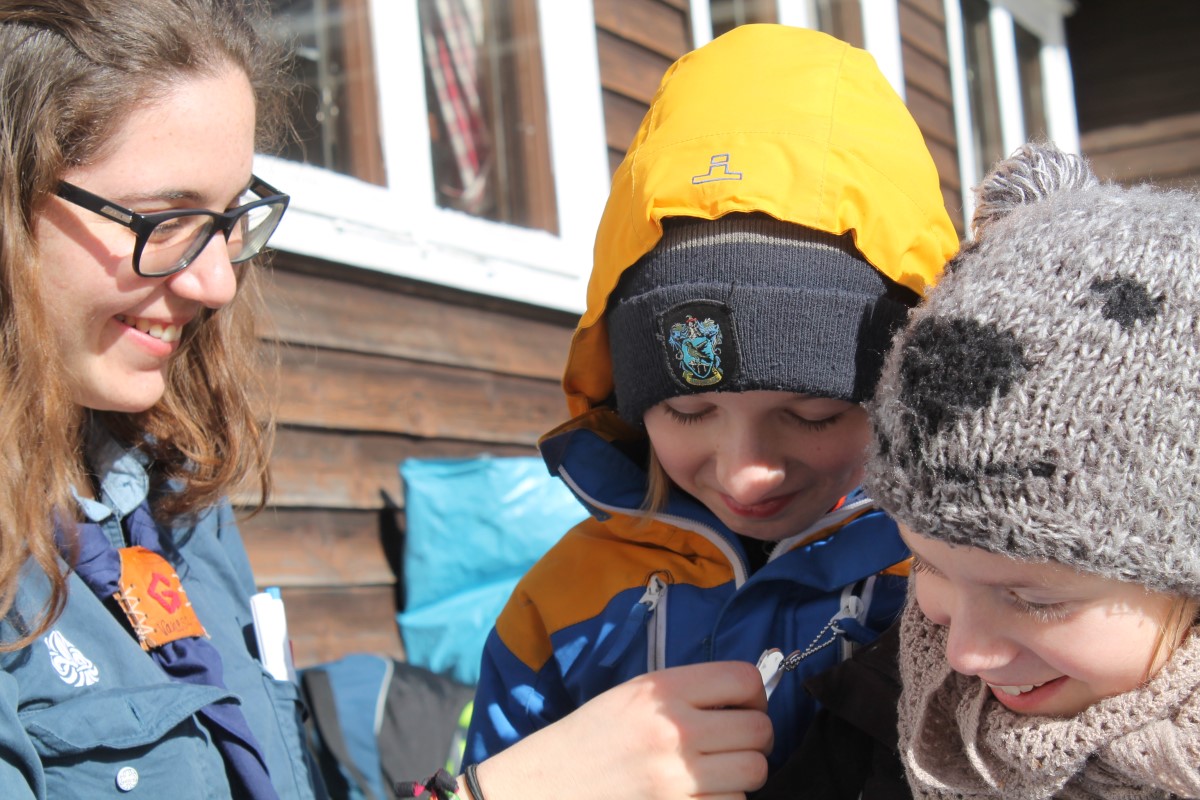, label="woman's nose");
[165,235,237,309]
